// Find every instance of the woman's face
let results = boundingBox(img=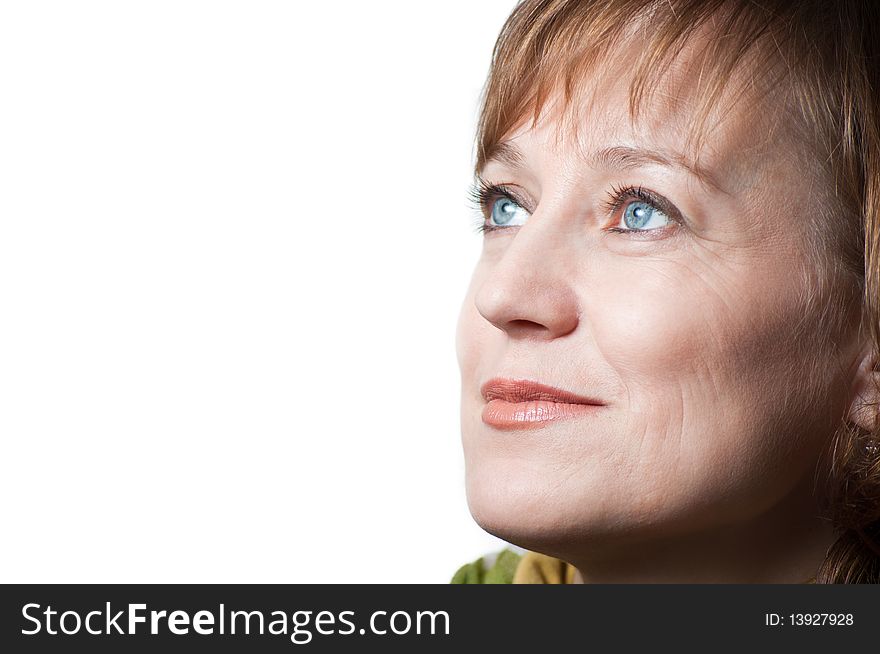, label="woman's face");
[455,48,861,558]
